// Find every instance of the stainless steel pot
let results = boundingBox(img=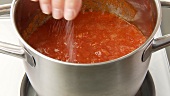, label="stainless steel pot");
[0,0,170,96]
